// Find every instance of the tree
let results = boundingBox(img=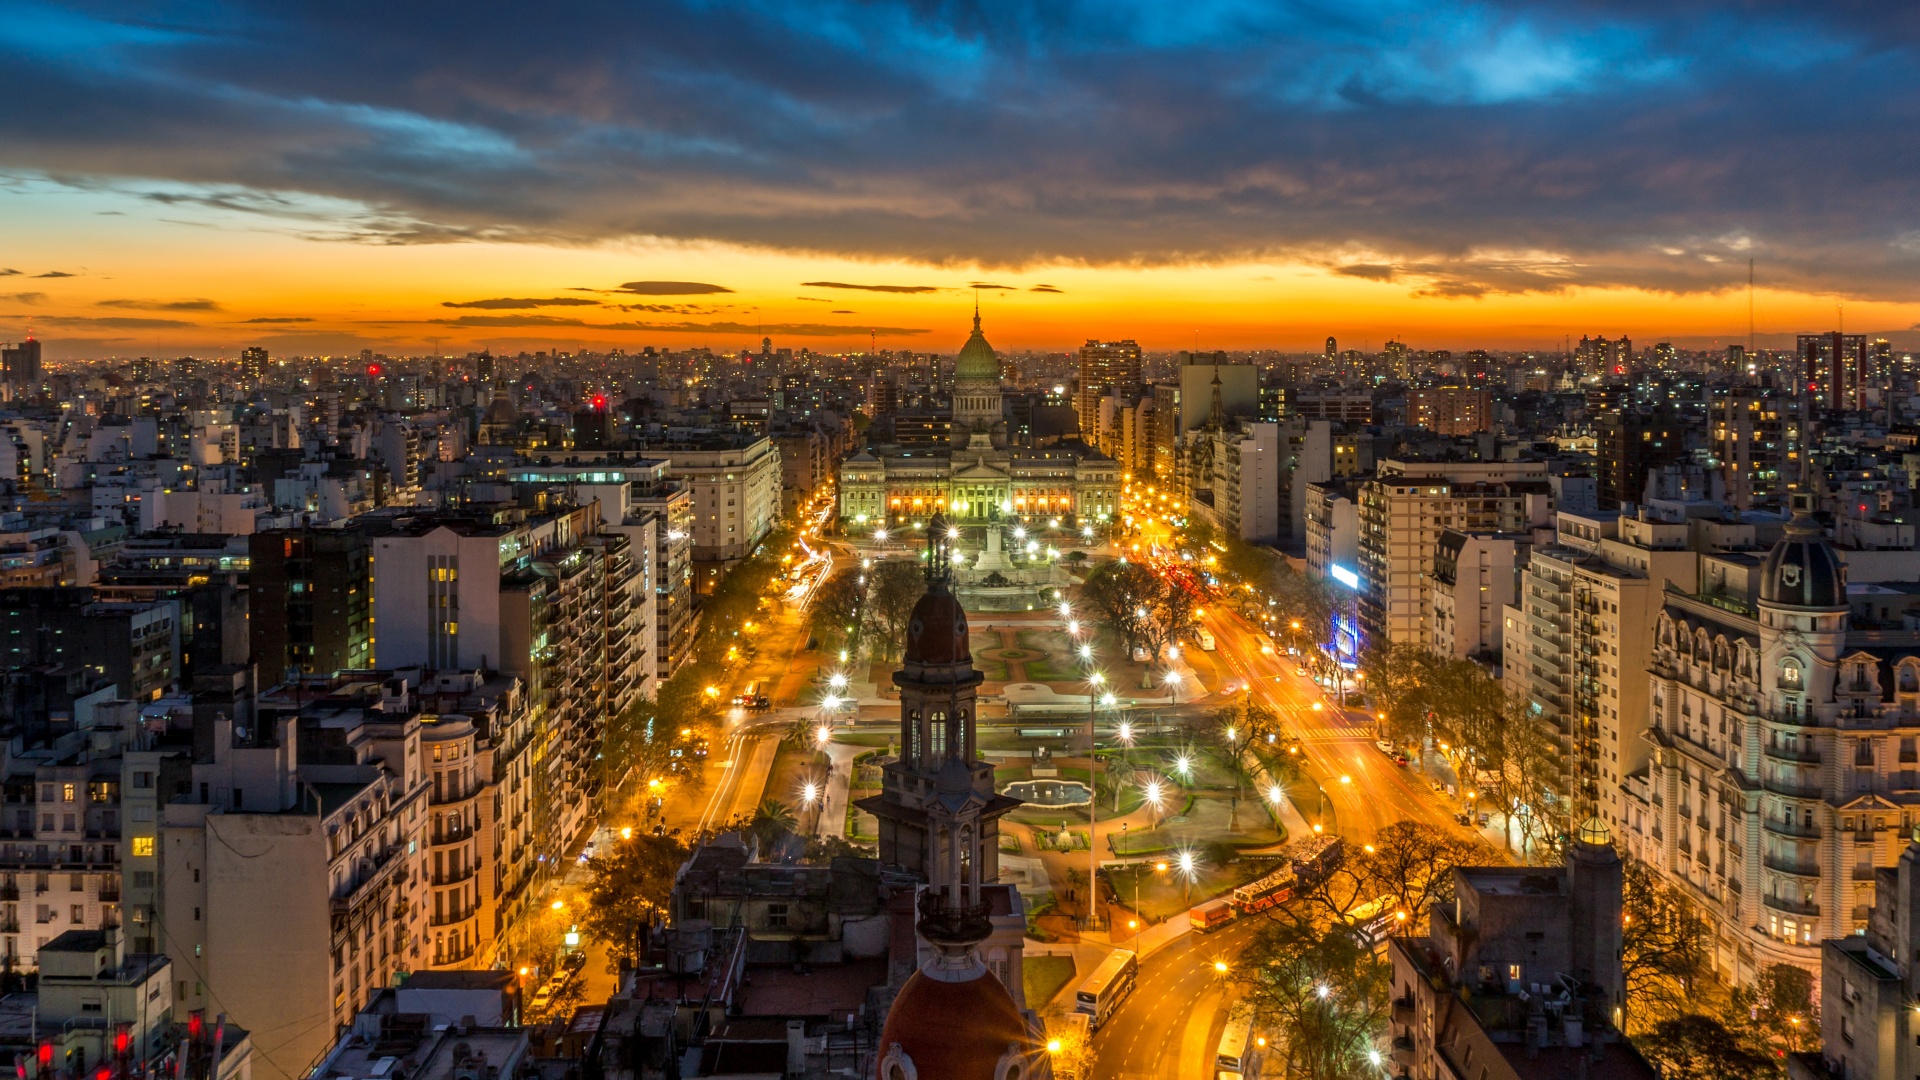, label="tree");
[1359,642,1438,747]
[1237,917,1389,1080]
[1041,1006,1097,1080]
[1078,560,1160,659]
[1636,1014,1775,1080]
[1727,962,1819,1057]
[739,797,797,856]
[1621,856,1713,1033]
[867,559,927,660]
[1079,560,1195,665]
[1357,821,1482,925]
[577,832,690,966]
[809,568,866,656]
